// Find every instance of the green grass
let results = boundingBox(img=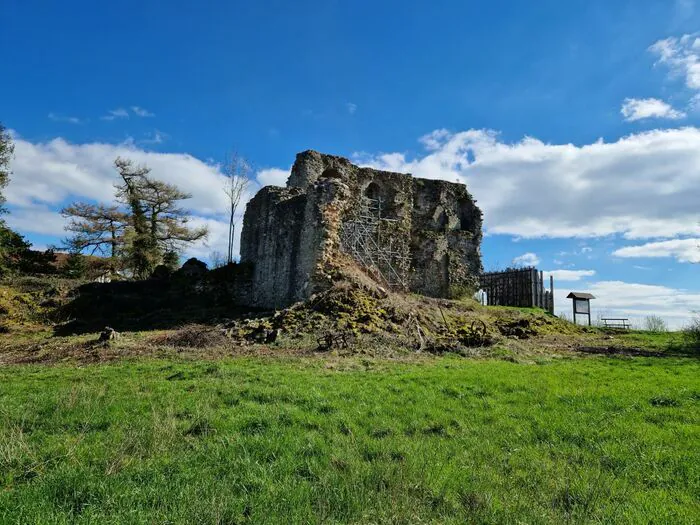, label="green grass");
[612,329,693,352]
[1,355,698,524]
